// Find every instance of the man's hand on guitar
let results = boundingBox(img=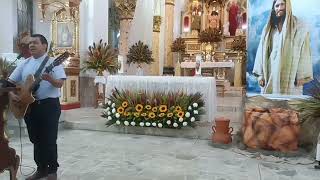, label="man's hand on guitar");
[41,73,54,82]
[9,92,20,102]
